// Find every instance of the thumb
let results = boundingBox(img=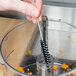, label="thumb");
[10,0,39,17]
